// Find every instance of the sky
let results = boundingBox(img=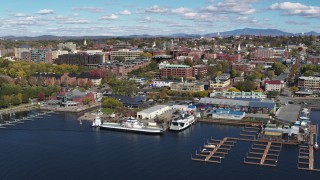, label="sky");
[0,0,319,36]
